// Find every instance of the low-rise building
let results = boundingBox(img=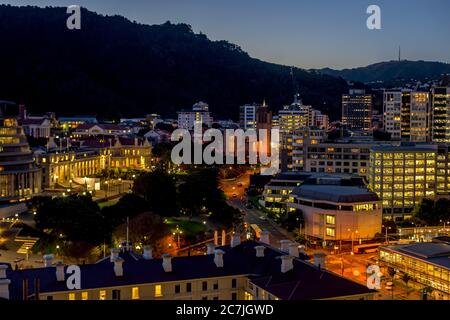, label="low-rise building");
[72,123,131,138]
[379,242,450,300]
[177,102,213,130]
[287,175,382,241]
[0,239,375,301]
